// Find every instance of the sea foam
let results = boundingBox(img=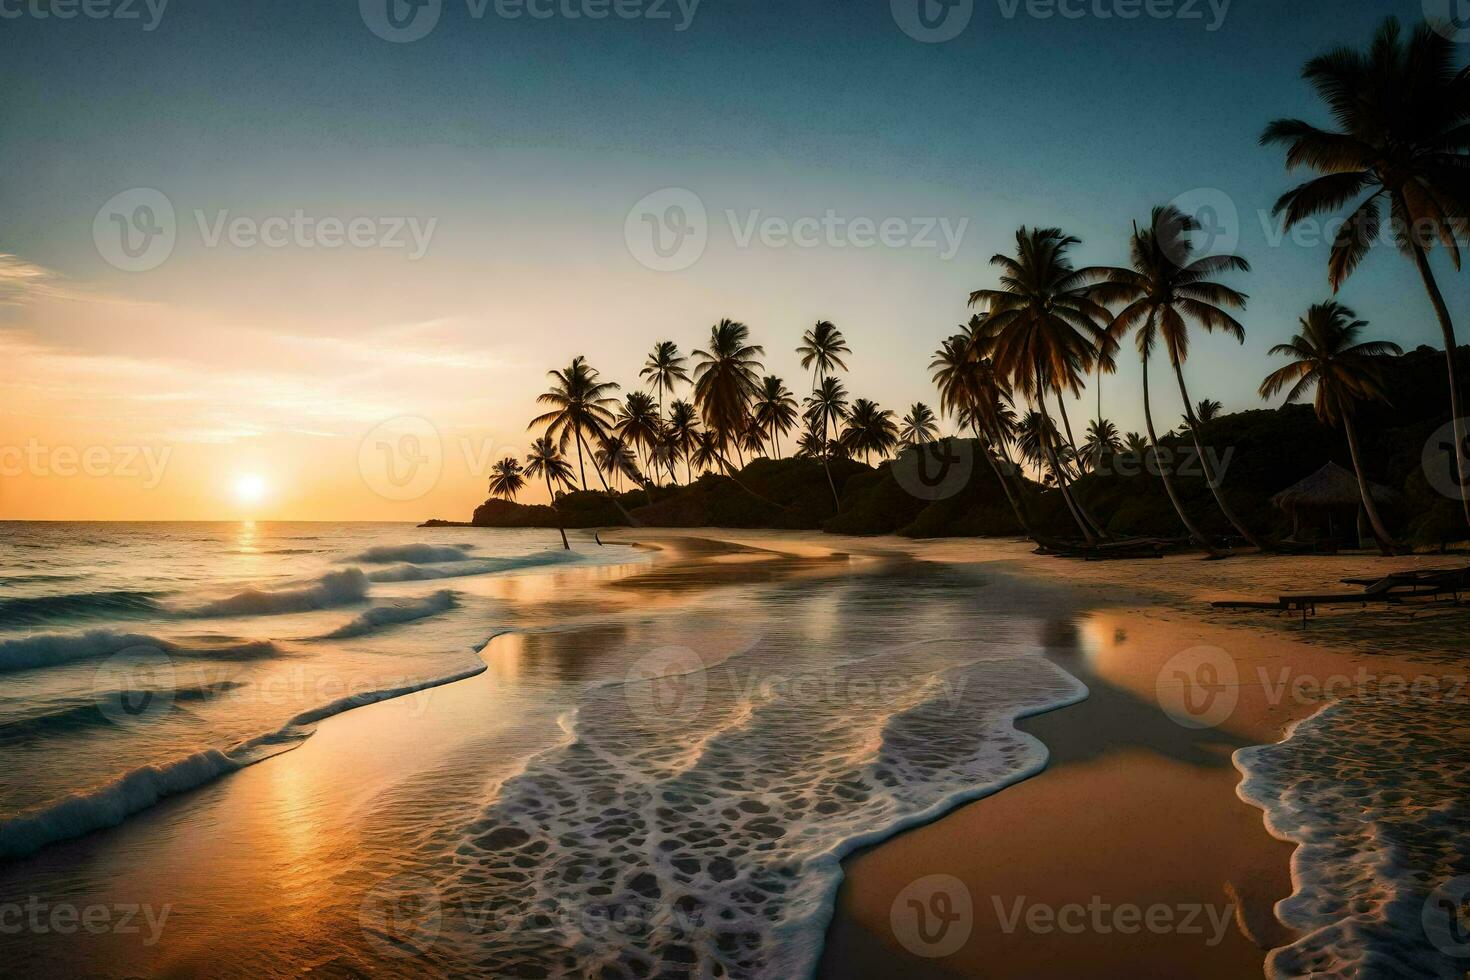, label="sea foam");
[321,590,458,639]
